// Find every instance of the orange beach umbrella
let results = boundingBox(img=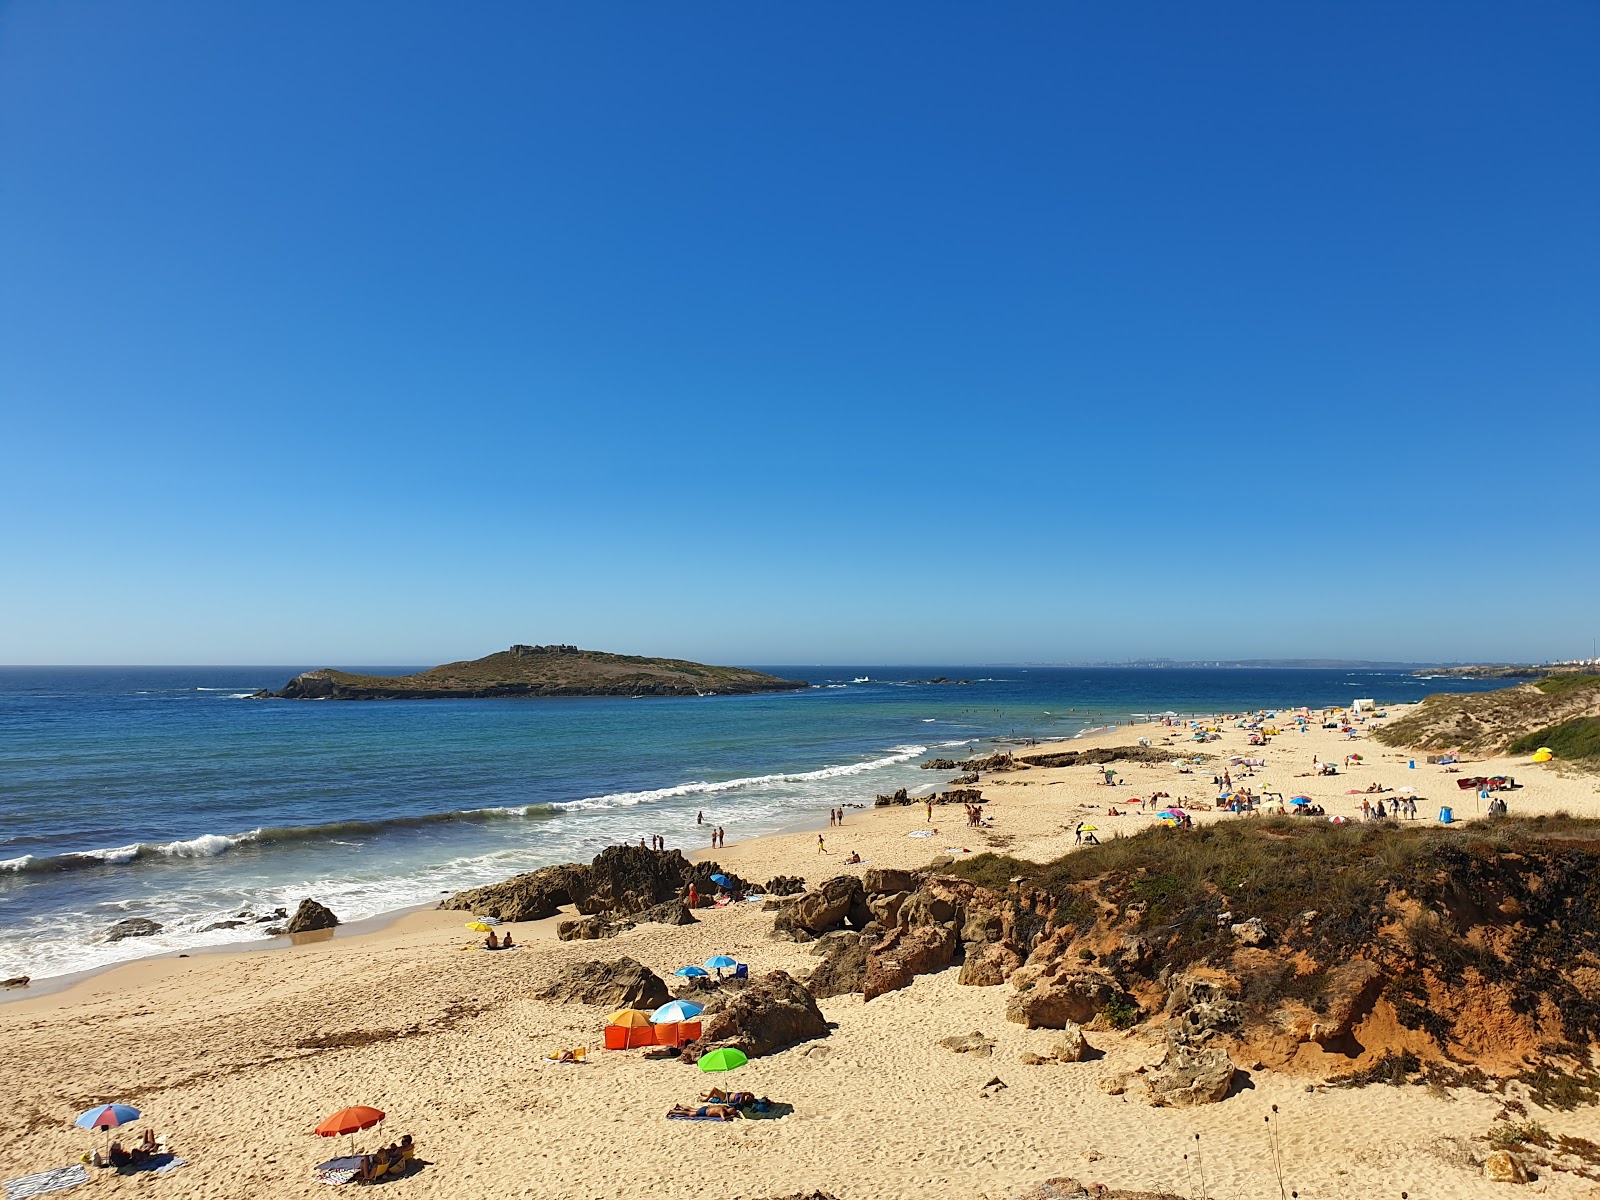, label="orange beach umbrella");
[315,1106,386,1138]
[606,1008,653,1028]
